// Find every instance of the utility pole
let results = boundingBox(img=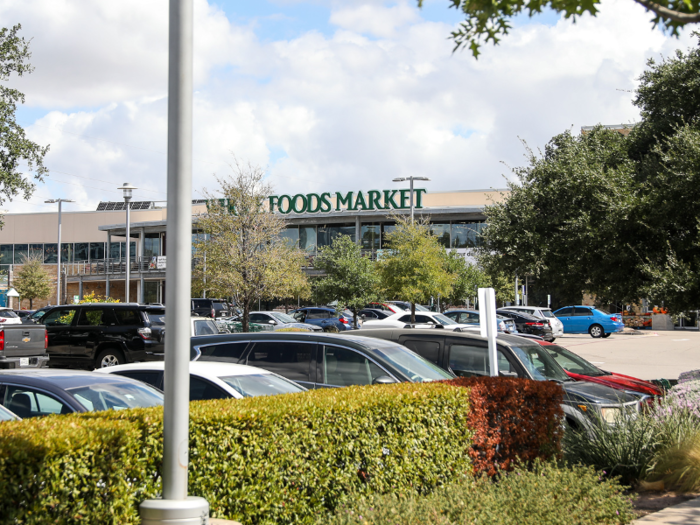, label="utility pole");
[139,0,208,523]
[392,176,430,222]
[45,199,74,305]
